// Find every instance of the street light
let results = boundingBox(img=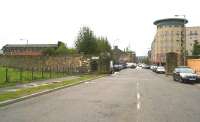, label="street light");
[174,14,187,66]
[113,39,119,49]
[20,38,29,45]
